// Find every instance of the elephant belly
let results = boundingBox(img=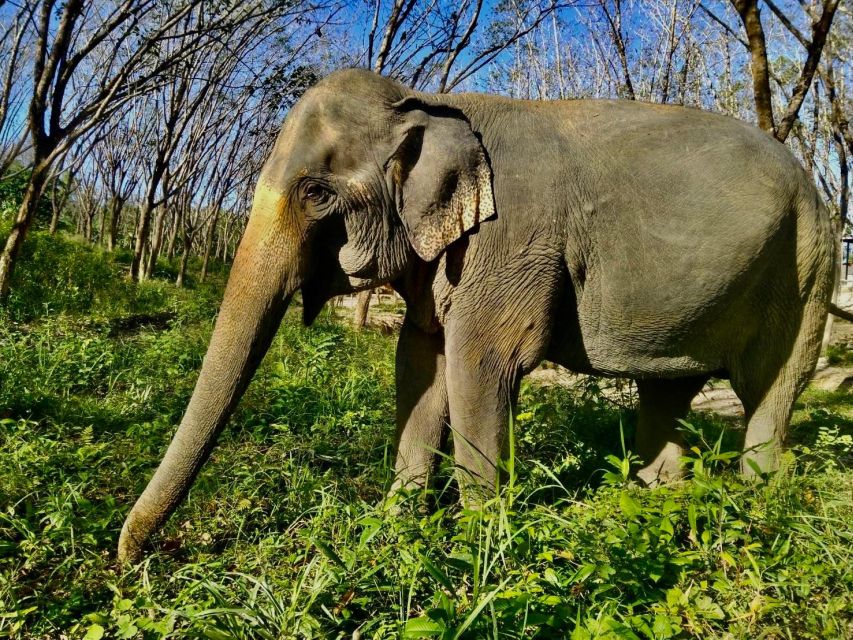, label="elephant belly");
[547,323,721,379]
[546,276,736,380]
[549,204,790,378]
